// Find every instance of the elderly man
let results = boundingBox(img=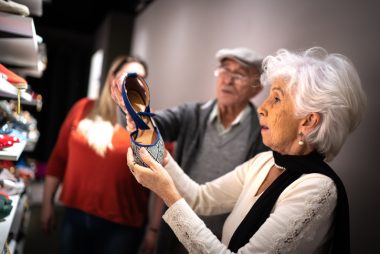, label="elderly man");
[152,47,268,253]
